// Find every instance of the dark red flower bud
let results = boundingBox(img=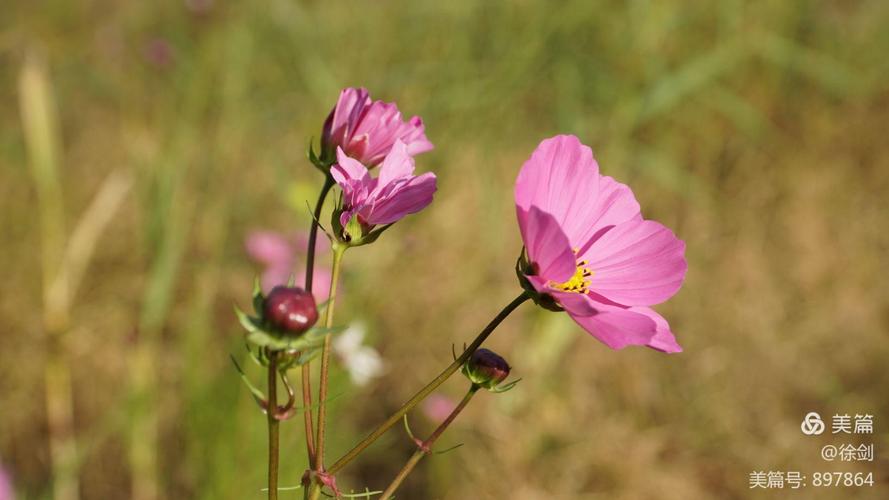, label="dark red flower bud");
[462,348,511,389]
[263,286,318,336]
